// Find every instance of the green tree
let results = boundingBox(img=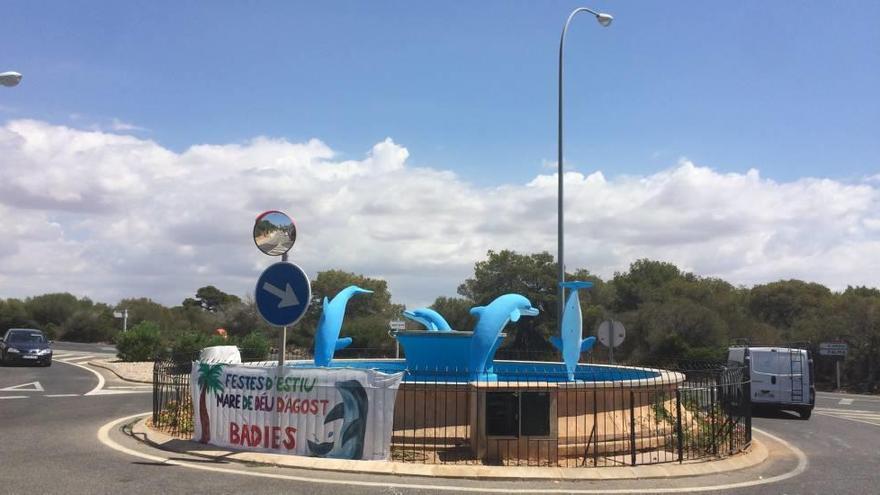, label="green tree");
[429,296,474,331]
[185,286,242,313]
